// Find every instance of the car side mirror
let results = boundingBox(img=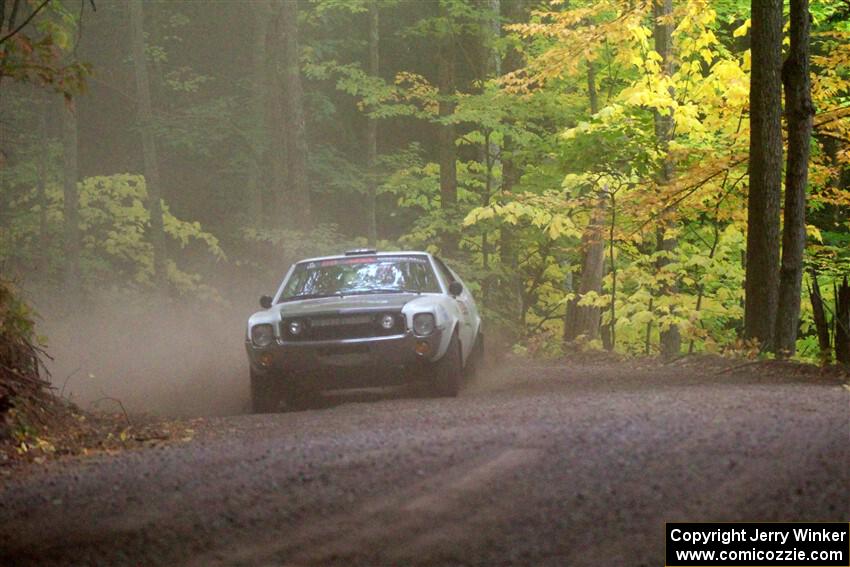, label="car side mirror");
[448,281,463,297]
[259,295,273,309]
